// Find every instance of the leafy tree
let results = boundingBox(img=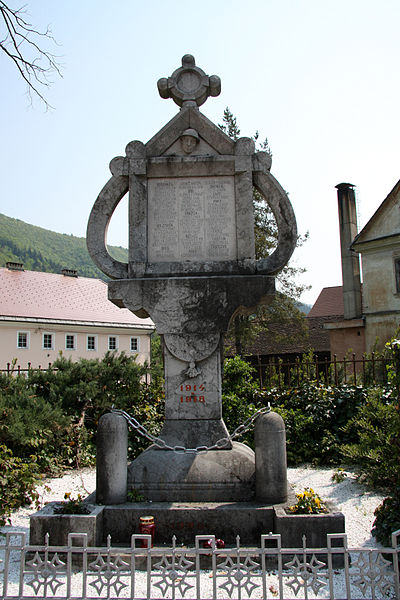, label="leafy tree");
[0,1,62,108]
[219,108,309,355]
